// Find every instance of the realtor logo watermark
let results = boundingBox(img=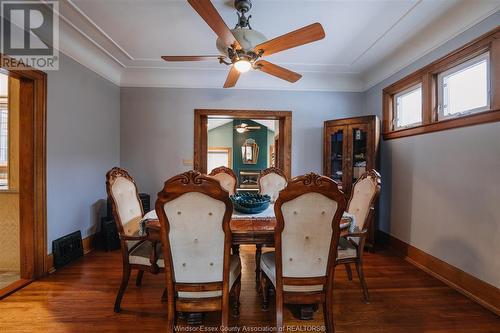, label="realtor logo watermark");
[1,0,59,70]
